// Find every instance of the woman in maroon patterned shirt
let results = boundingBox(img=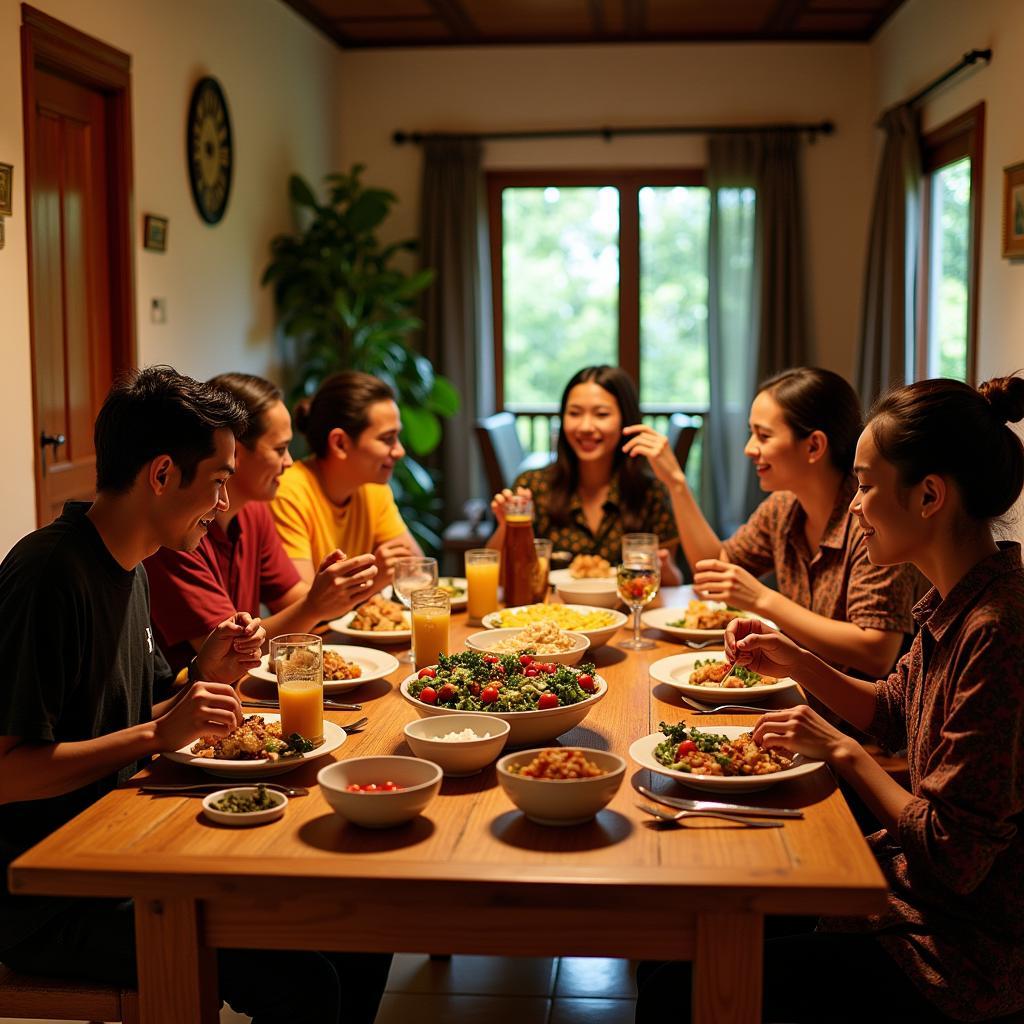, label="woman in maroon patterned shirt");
[624,367,917,677]
[642,374,1024,1022]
